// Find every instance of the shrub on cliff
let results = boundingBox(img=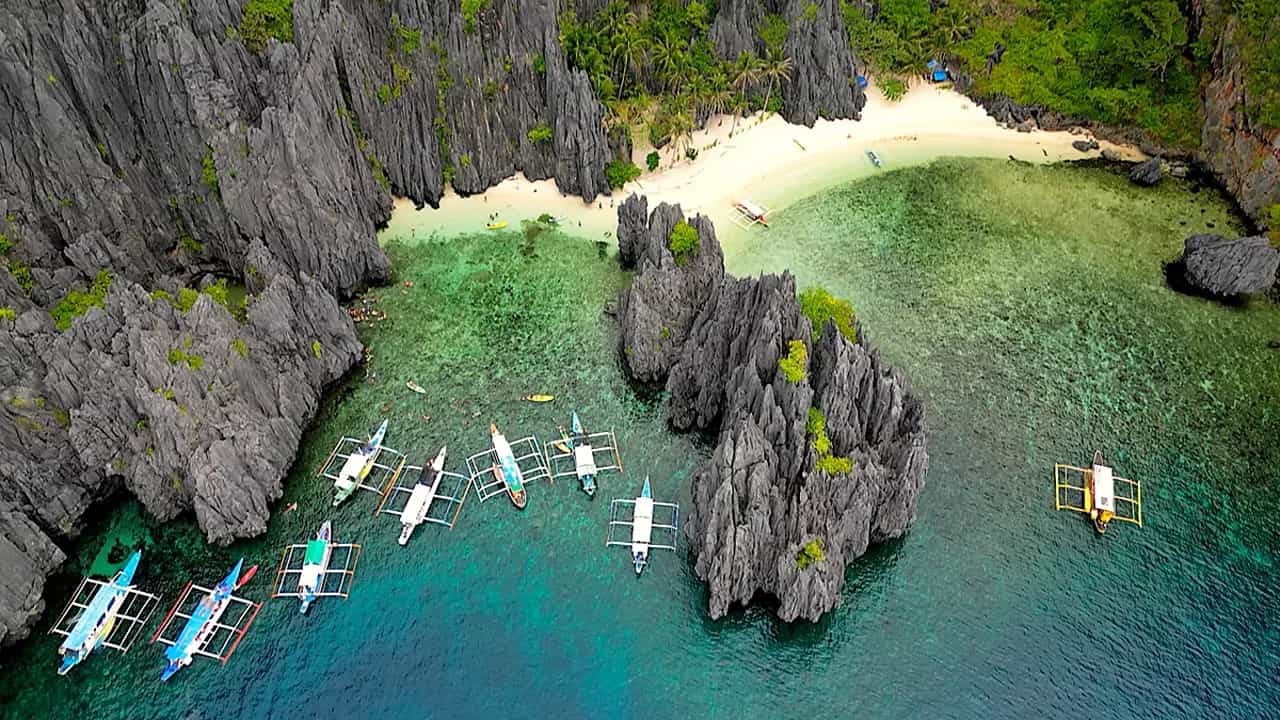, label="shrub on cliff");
[527,123,552,144]
[51,270,113,331]
[667,220,699,265]
[807,407,854,476]
[799,287,856,341]
[796,538,825,569]
[240,0,294,54]
[778,339,808,383]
